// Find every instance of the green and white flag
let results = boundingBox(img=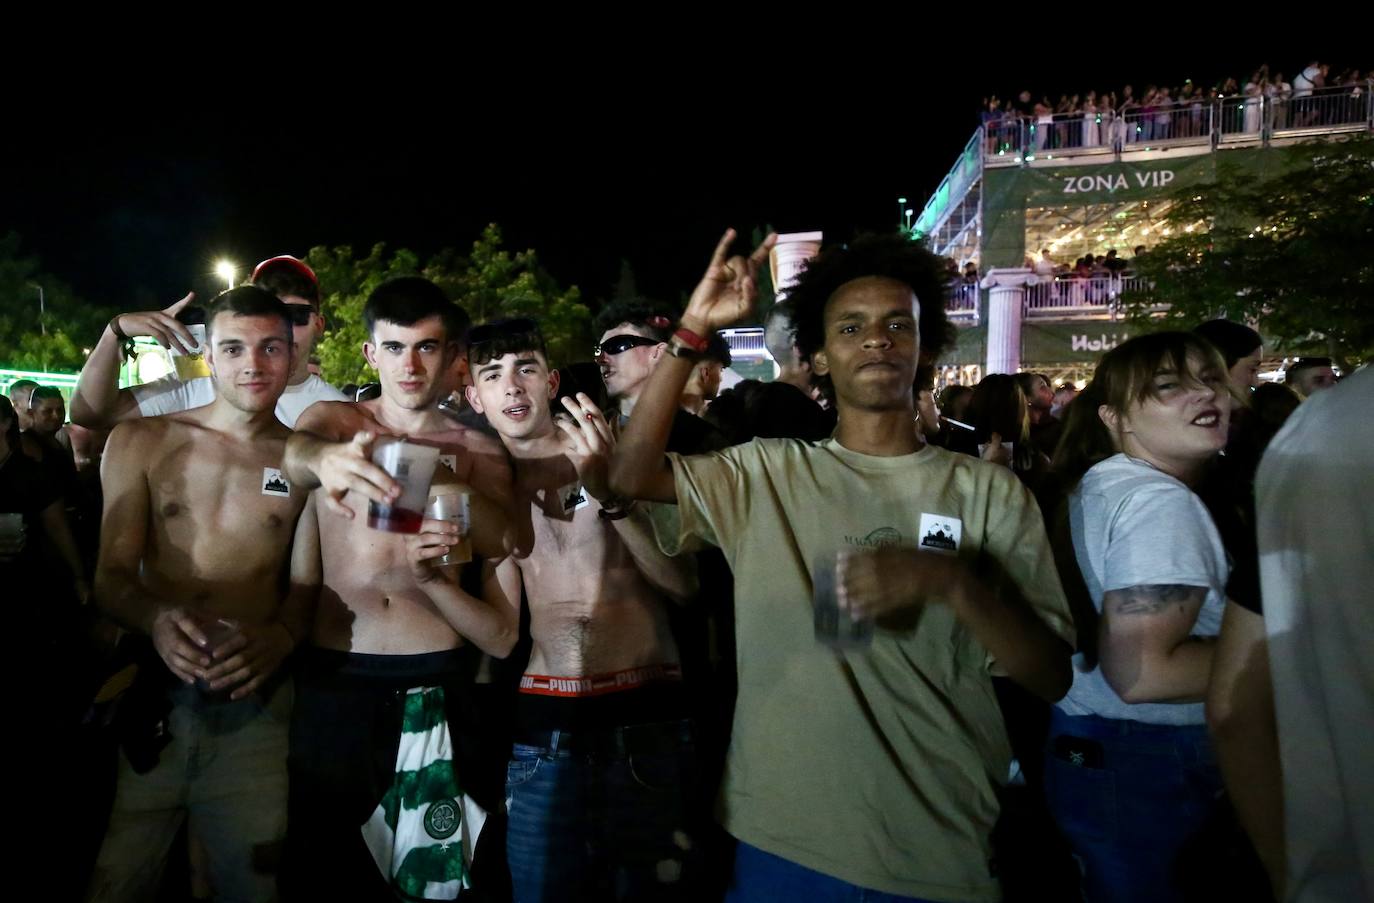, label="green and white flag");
[361,686,488,900]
